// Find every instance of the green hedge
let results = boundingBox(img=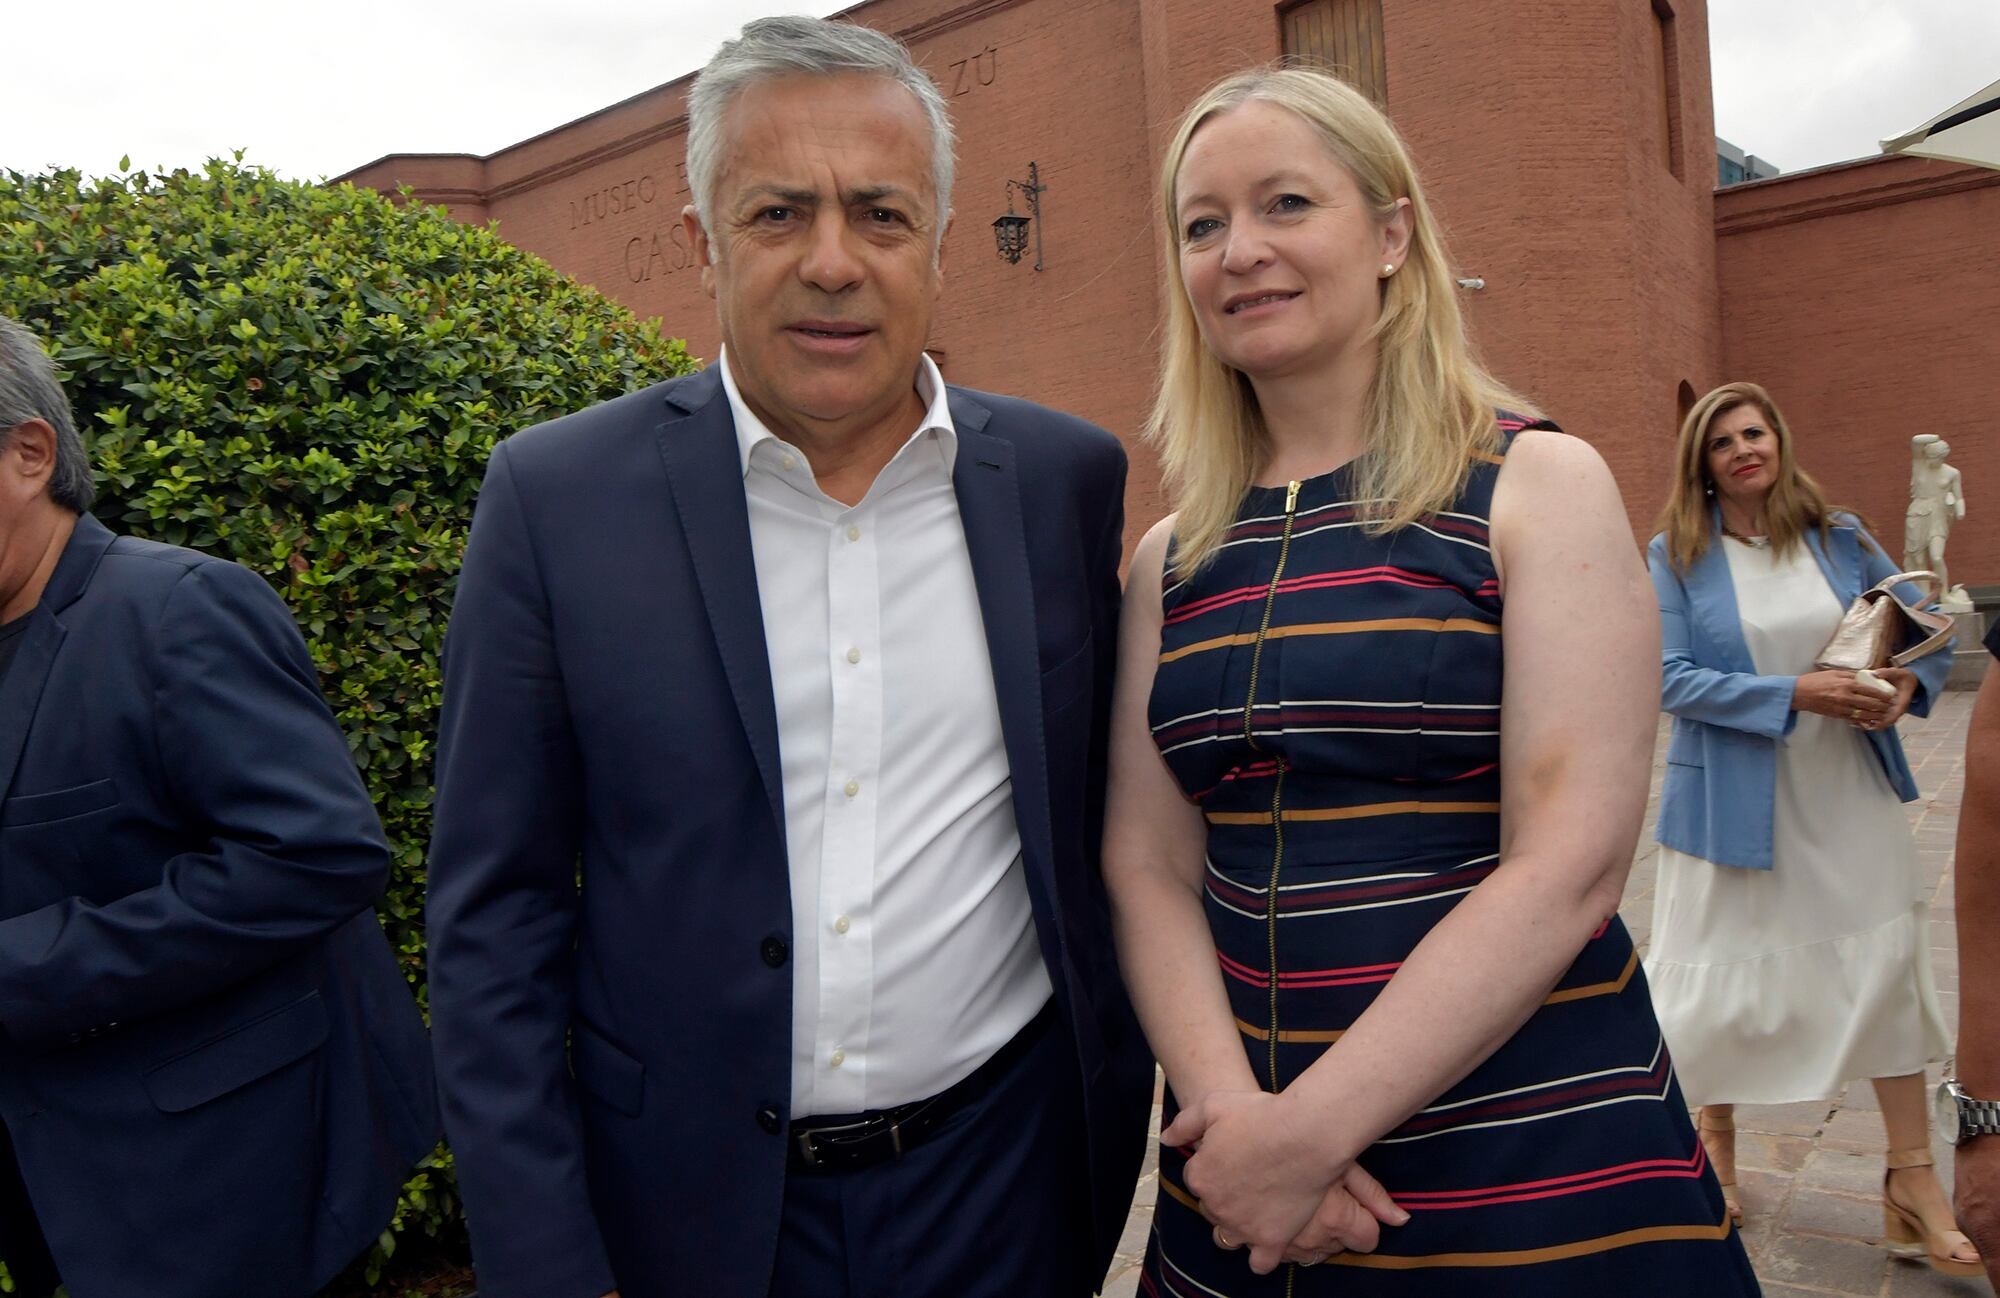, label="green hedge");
[0,157,698,1288]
